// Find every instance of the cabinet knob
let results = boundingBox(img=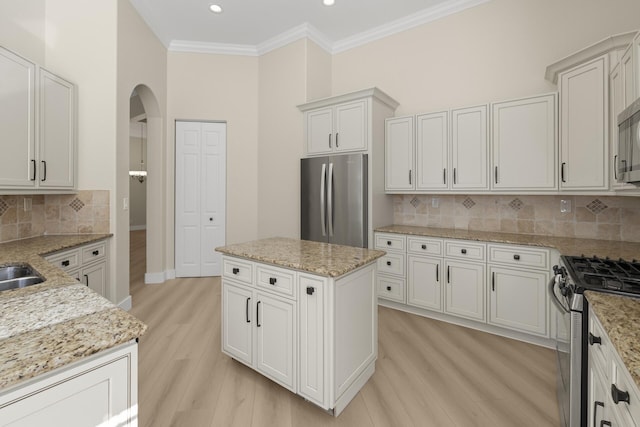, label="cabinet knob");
[611,384,630,404]
[513,254,520,260]
[589,332,602,346]
[387,241,392,246]
[306,286,315,295]
[232,267,240,275]
[386,286,391,291]
[269,277,277,285]
[461,249,467,254]
[92,250,99,256]
[62,260,70,267]
[421,244,427,250]
[386,261,391,266]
